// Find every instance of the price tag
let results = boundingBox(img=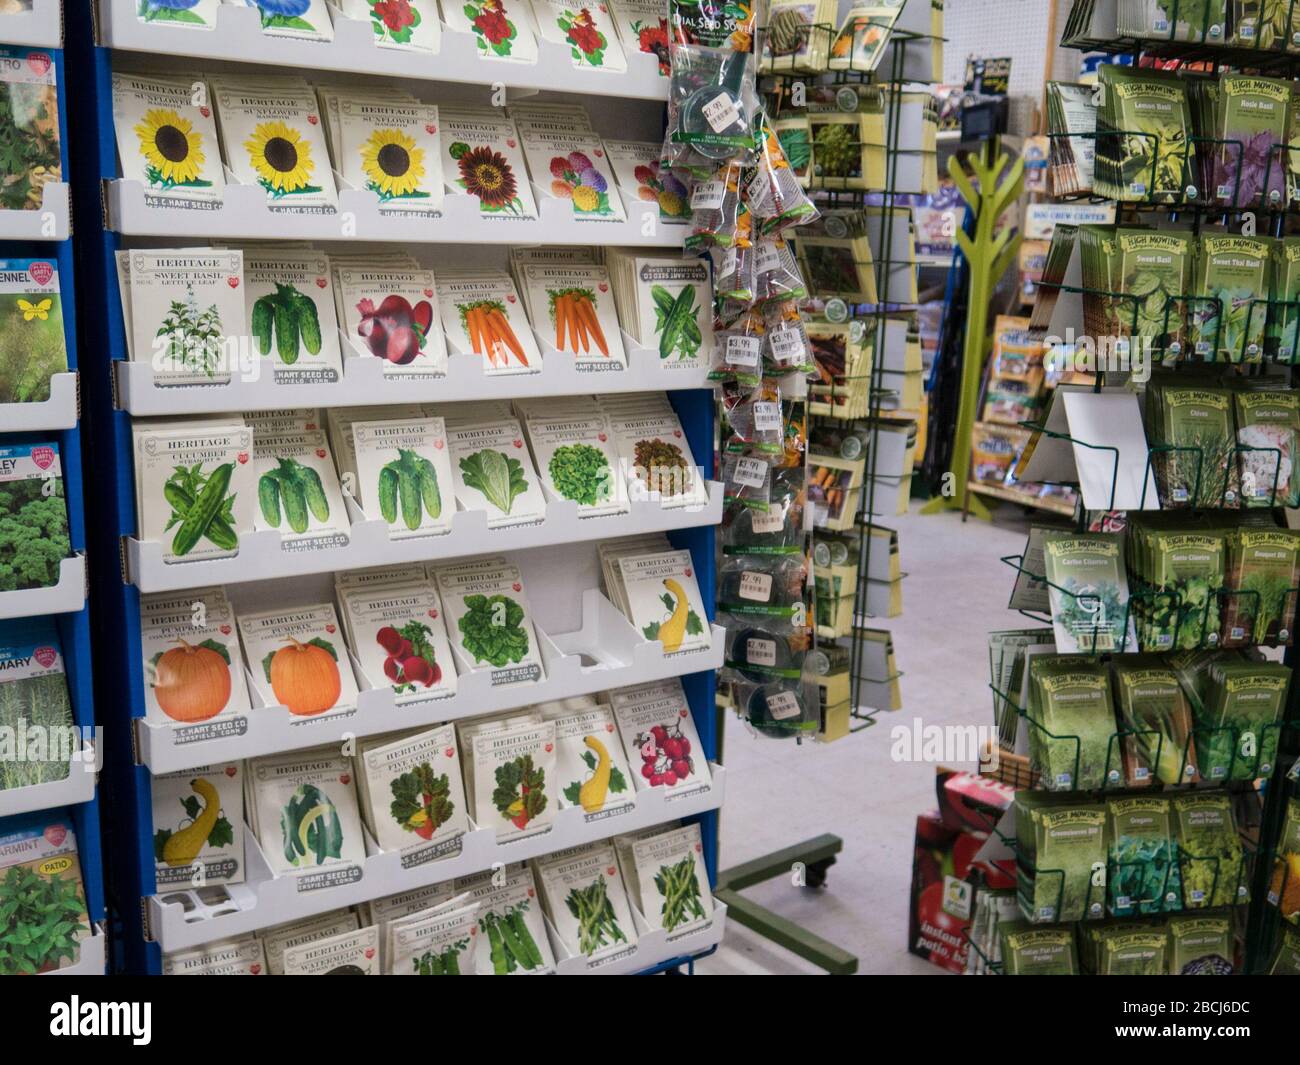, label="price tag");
[718,246,738,277]
[738,570,773,601]
[731,455,768,488]
[725,334,761,368]
[750,508,785,534]
[690,180,725,210]
[702,92,740,133]
[765,690,801,720]
[755,241,781,275]
[752,401,782,432]
[769,327,805,364]
[746,637,777,667]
